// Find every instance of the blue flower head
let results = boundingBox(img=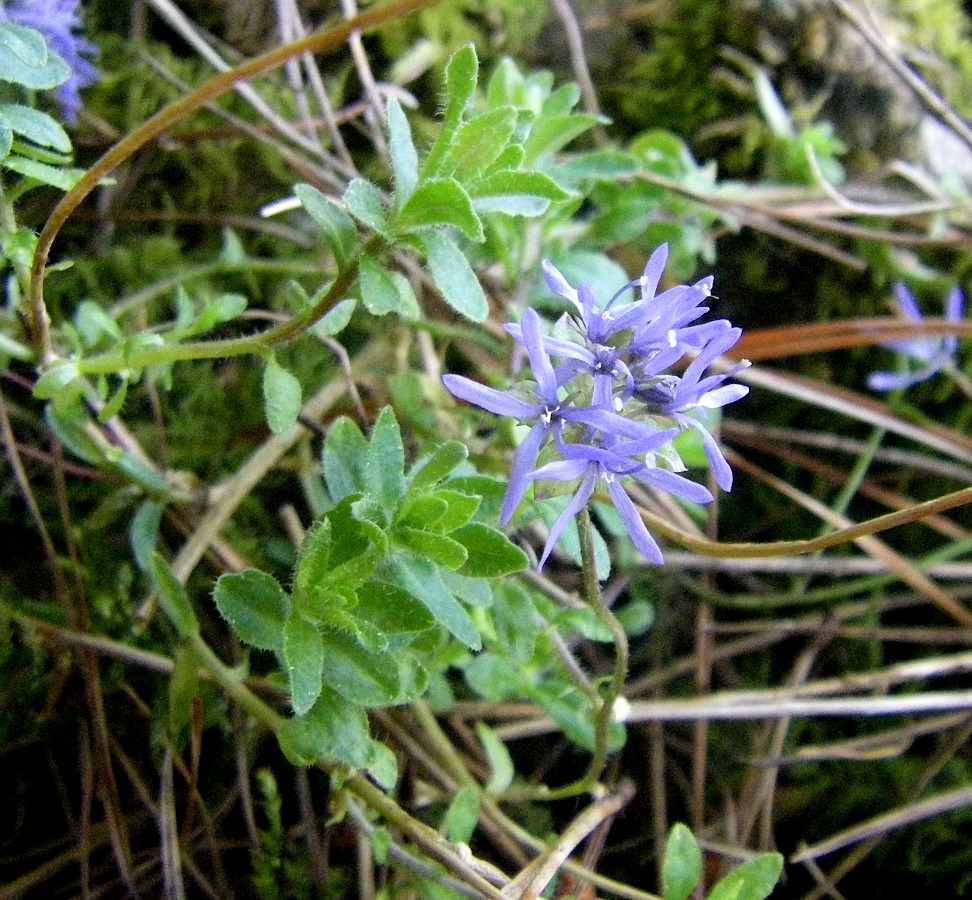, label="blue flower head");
[0,0,100,123]
[444,246,749,568]
[869,282,964,392]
